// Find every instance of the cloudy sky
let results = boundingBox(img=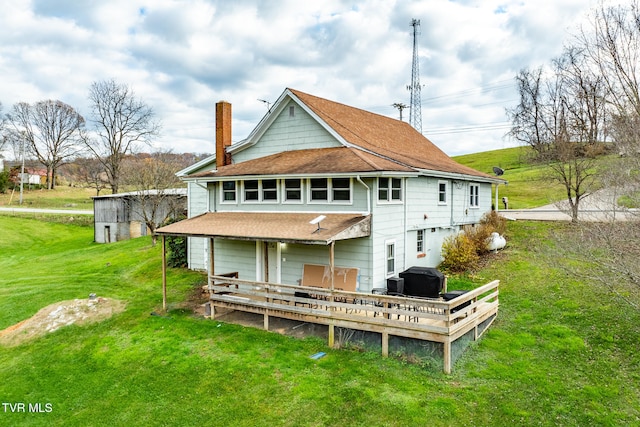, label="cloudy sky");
[0,0,604,159]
